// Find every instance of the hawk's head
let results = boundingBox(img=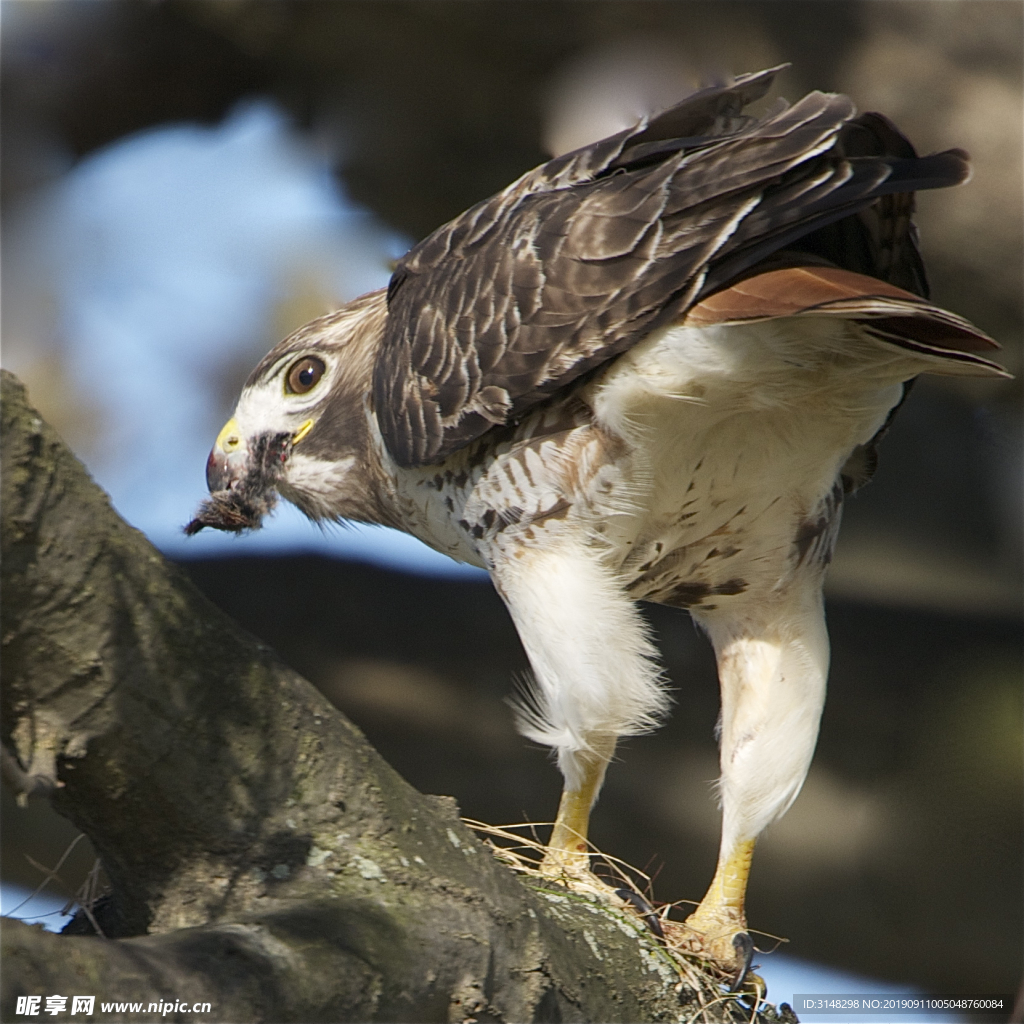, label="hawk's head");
[186,291,392,535]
